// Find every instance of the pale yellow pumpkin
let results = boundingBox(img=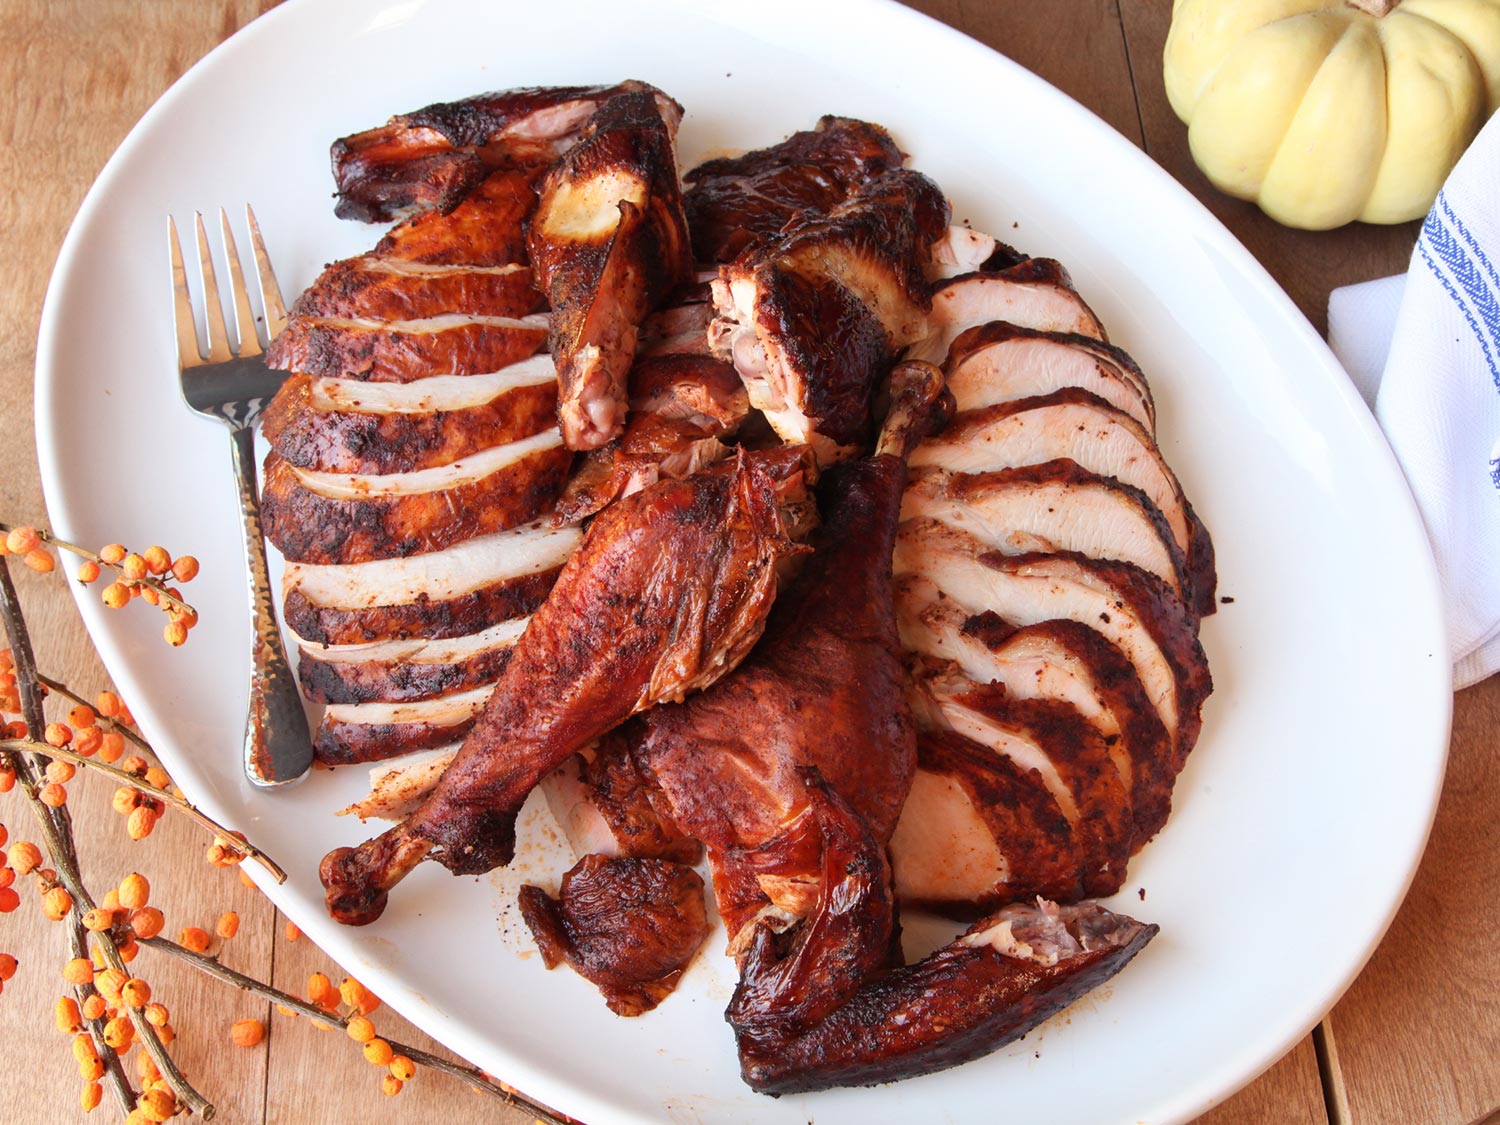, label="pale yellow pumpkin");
[1165,0,1500,228]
